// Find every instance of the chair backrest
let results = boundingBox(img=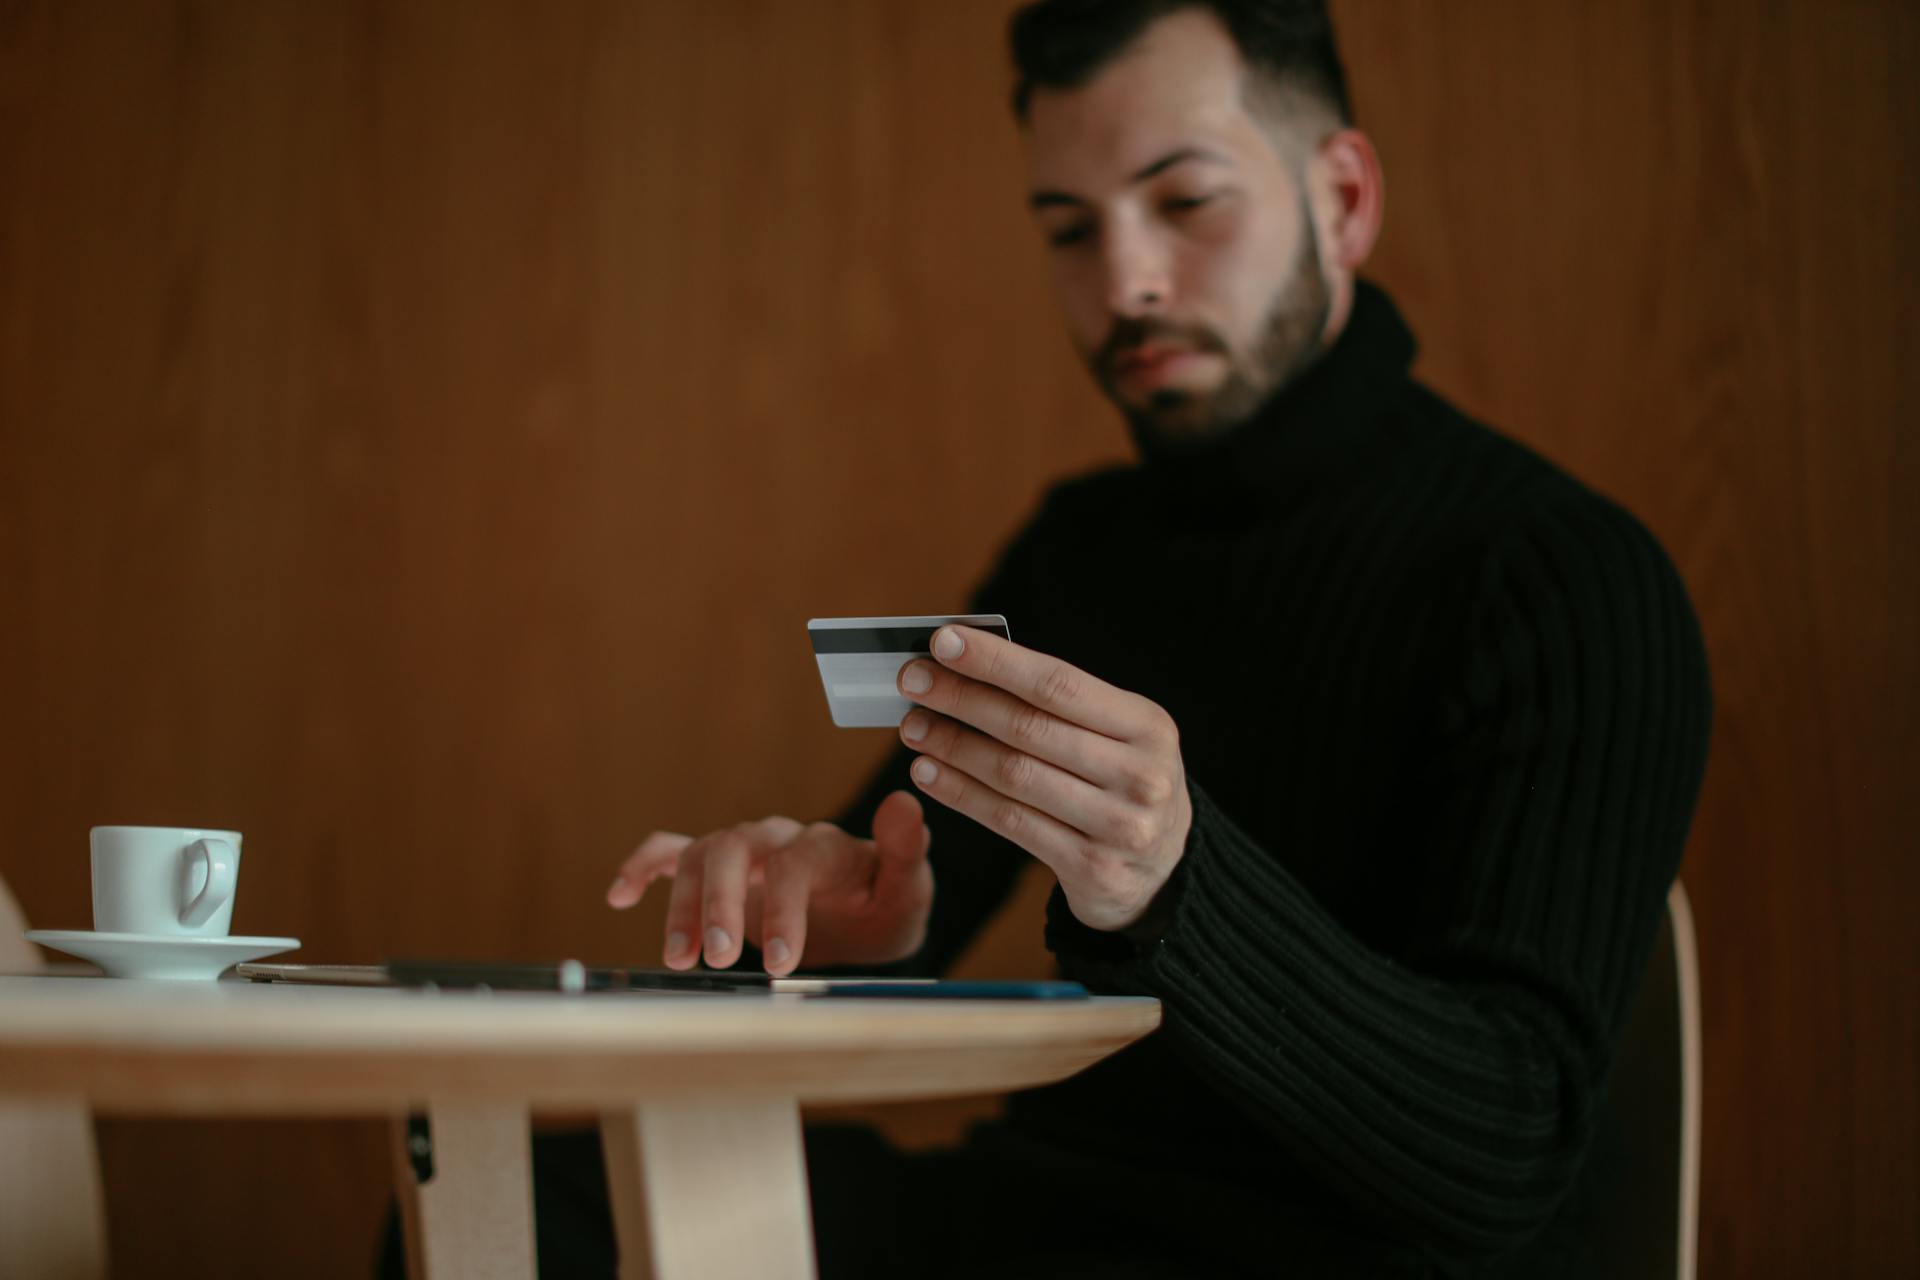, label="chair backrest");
[0,877,111,1279]
[1604,880,1701,1279]
[1669,881,1702,1278]
[1493,879,1702,1279]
